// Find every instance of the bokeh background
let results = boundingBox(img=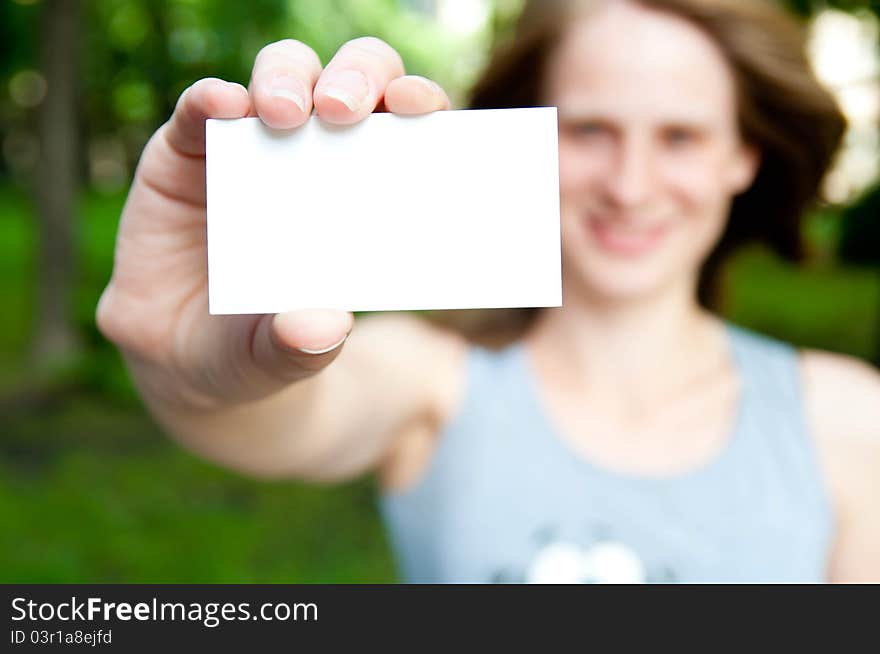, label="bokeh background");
[1,0,878,582]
